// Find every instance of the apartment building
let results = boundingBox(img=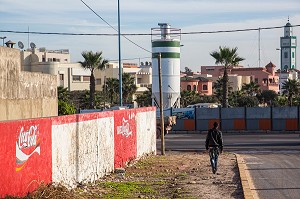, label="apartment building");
[201,62,279,93]
[21,48,90,91]
[94,61,152,93]
[180,76,213,96]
